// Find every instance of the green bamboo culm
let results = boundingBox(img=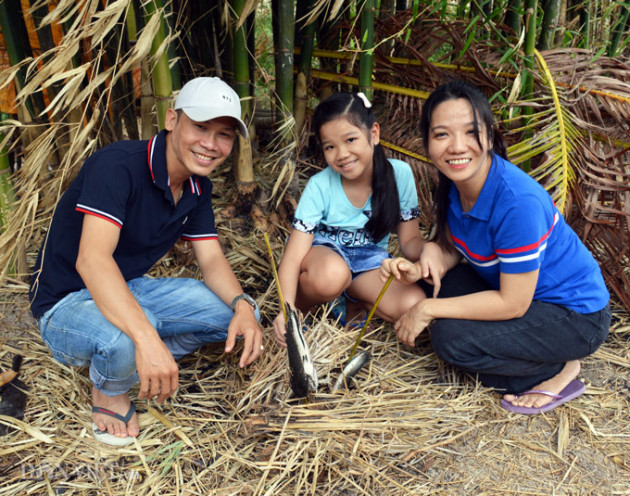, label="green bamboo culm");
[0,0,46,120]
[505,0,523,34]
[538,0,560,50]
[163,0,181,90]
[0,113,16,275]
[127,2,156,139]
[294,0,318,136]
[359,0,376,100]
[520,0,538,172]
[143,0,173,130]
[230,0,256,213]
[273,0,296,142]
[608,4,630,57]
[578,2,591,49]
[0,114,15,226]
[231,0,251,111]
[316,13,341,100]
